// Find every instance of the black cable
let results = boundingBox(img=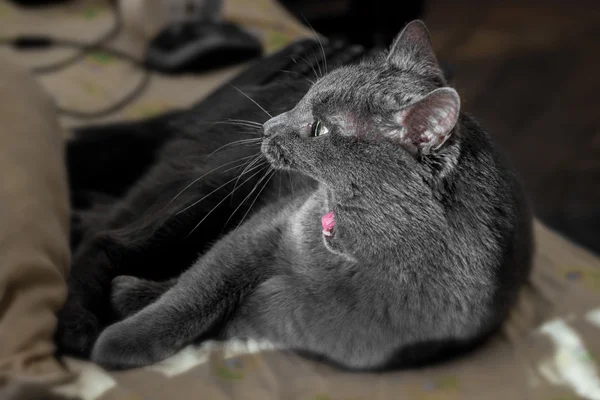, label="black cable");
[0,7,153,120]
[27,37,152,119]
[0,36,153,120]
[31,5,122,75]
